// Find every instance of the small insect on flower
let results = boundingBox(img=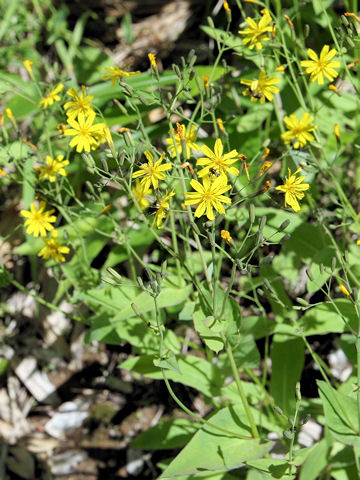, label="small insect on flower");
[275,168,310,212]
[132,151,172,190]
[197,138,239,178]
[38,230,70,263]
[39,84,64,108]
[20,201,57,237]
[301,45,340,85]
[241,71,280,104]
[209,167,220,177]
[238,9,274,50]
[102,66,140,86]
